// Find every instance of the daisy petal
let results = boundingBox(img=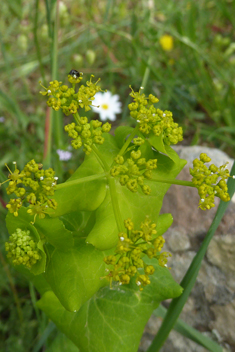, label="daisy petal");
[91,90,122,121]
